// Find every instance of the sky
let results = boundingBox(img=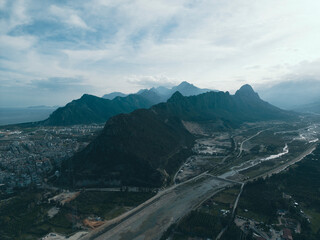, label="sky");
[1,0,320,107]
